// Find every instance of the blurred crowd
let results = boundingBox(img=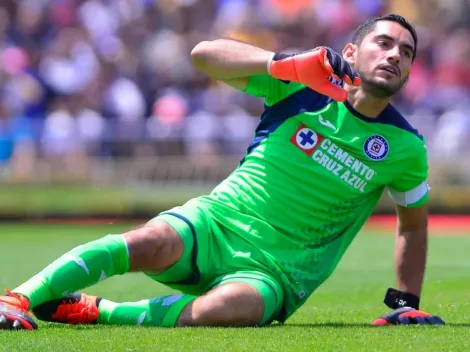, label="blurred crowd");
[0,0,470,180]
